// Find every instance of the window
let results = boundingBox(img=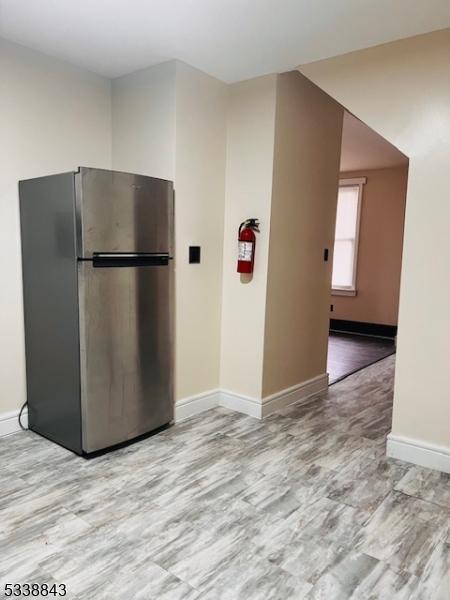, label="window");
[331,178,365,295]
